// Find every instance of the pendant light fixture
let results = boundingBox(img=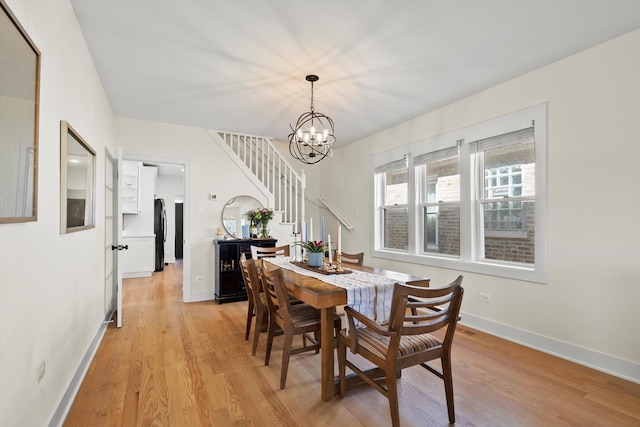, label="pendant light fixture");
[288,75,336,164]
